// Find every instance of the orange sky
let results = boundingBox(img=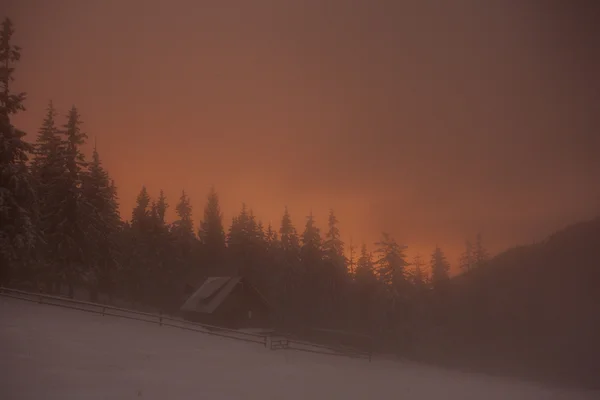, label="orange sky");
[6,0,600,269]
